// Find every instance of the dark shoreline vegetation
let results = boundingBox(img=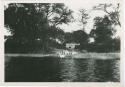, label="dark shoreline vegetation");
[4,3,120,54]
